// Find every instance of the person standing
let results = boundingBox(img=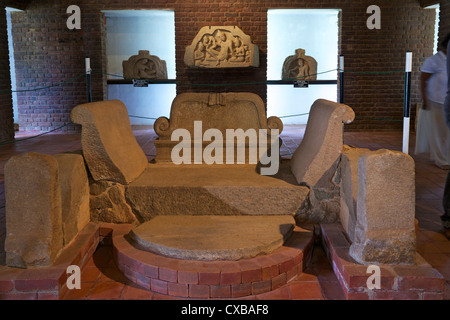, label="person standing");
[442,37,450,230]
[416,33,450,170]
